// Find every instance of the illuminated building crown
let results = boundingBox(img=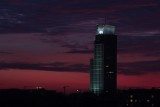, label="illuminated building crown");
[97,24,115,35]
